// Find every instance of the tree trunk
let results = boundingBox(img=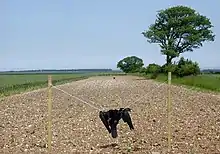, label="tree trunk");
[166,55,172,65]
